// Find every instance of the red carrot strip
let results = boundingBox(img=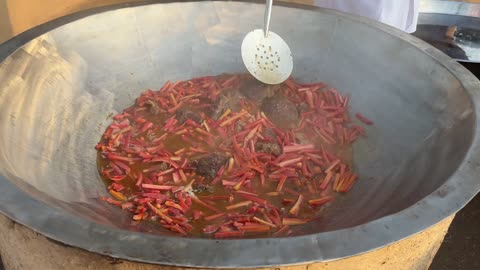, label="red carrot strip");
[276,175,287,192]
[237,224,271,232]
[273,225,290,236]
[165,201,184,212]
[214,231,244,238]
[141,184,175,191]
[100,196,122,206]
[178,169,187,182]
[167,101,184,113]
[192,197,221,213]
[204,213,226,221]
[340,173,358,192]
[147,202,173,223]
[355,113,374,125]
[260,173,265,186]
[282,218,307,226]
[226,201,252,210]
[235,191,267,205]
[308,196,333,207]
[320,171,334,190]
[142,193,168,200]
[106,154,132,163]
[333,173,342,191]
[277,157,303,168]
[219,110,248,127]
[288,195,304,216]
[283,144,315,153]
[172,171,181,183]
[203,225,220,234]
[253,217,276,227]
[325,159,341,173]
